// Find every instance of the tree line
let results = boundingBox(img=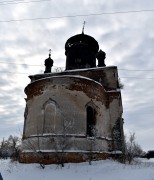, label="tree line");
[0,132,145,165]
[0,135,21,160]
